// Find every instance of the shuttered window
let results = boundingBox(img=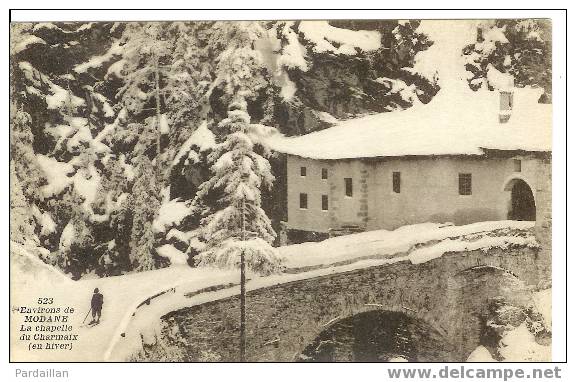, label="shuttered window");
[392,172,401,193]
[299,193,308,209]
[345,178,353,197]
[459,173,472,195]
[322,195,328,211]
